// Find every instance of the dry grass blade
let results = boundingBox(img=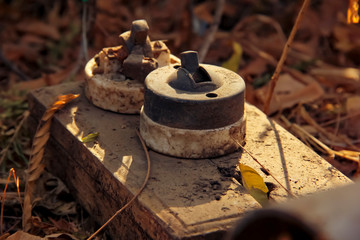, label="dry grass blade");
[299,106,360,151]
[280,116,360,163]
[263,0,310,114]
[198,0,225,62]
[87,129,151,240]
[1,168,21,235]
[22,93,79,232]
[0,111,30,166]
